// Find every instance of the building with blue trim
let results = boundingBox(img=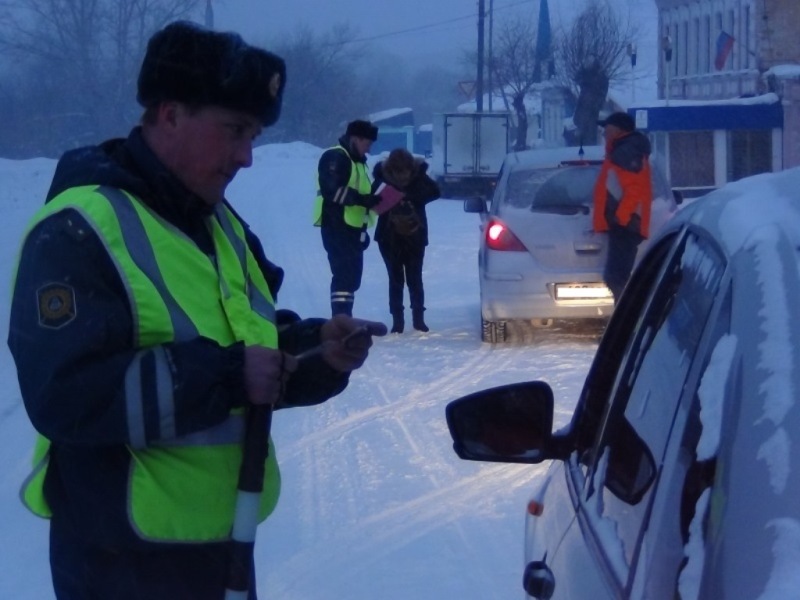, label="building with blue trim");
[366,108,433,157]
[632,0,800,197]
